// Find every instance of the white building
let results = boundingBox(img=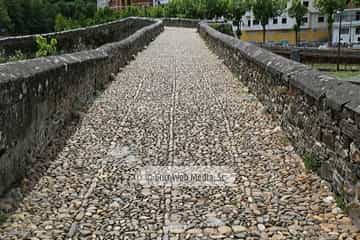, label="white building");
[97,0,110,9]
[240,0,329,44]
[332,8,360,45]
[154,0,168,5]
